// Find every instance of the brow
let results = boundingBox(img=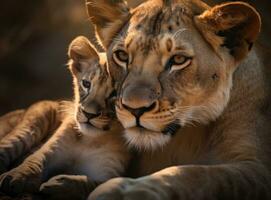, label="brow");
[173,28,188,39]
